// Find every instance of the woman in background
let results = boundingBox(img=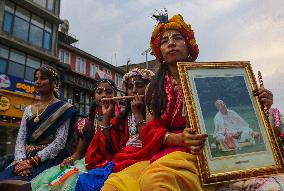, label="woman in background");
[31,79,117,191]
[0,65,77,181]
[75,68,154,191]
